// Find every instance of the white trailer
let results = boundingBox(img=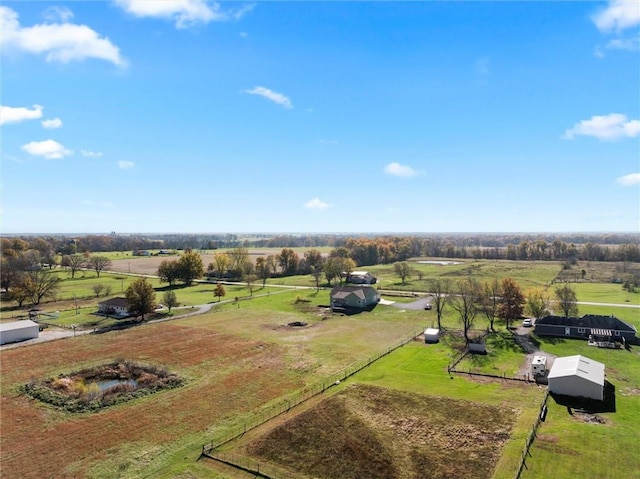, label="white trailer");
[0,320,40,345]
[531,356,547,376]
